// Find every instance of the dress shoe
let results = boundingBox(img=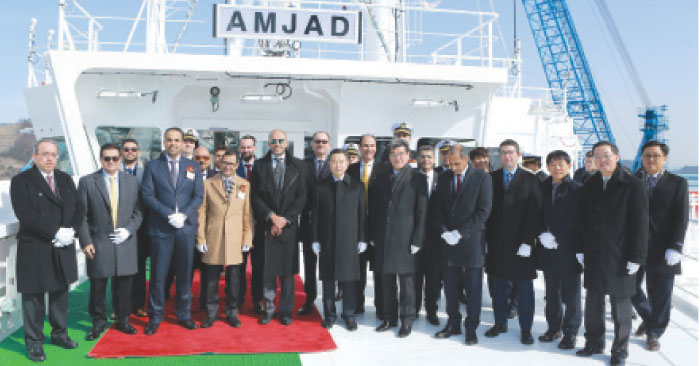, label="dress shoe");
[634,322,646,337]
[434,325,461,339]
[279,314,293,326]
[521,331,534,345]
[484,324,507,338]
[427,312,440,326]
[115,321,138,335]
[253,302,265,314]
[558,335,576,350]
[344,318,358,331]
[610,355,626,366]
[465,331,478,345]
[646,335,660,351]
[375,320,397,332]
[178,319,199,330]
[144,322,159,335]
[26,346,46,362]
[297,302,315,316]
[85,325,105,341]
[226,316,242,328]
[133,308,148,317]
[576,345,603,357]
[321,317,335,329]
[258,312,273,325]
[398,323,412,338]
[538,330,563,342]
[201,317,216,328]
[51,336,78,349]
